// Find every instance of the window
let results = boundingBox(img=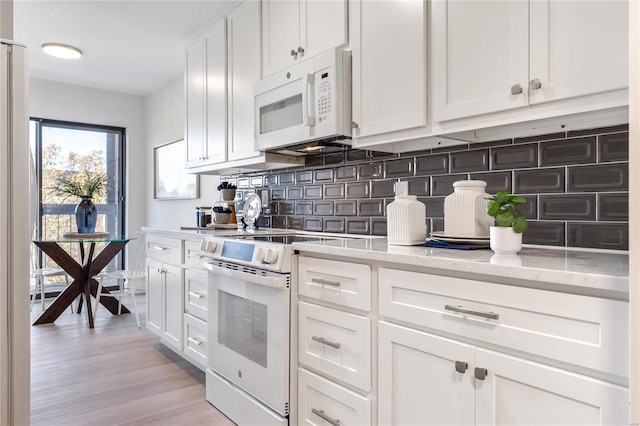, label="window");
[30,118,126,271]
